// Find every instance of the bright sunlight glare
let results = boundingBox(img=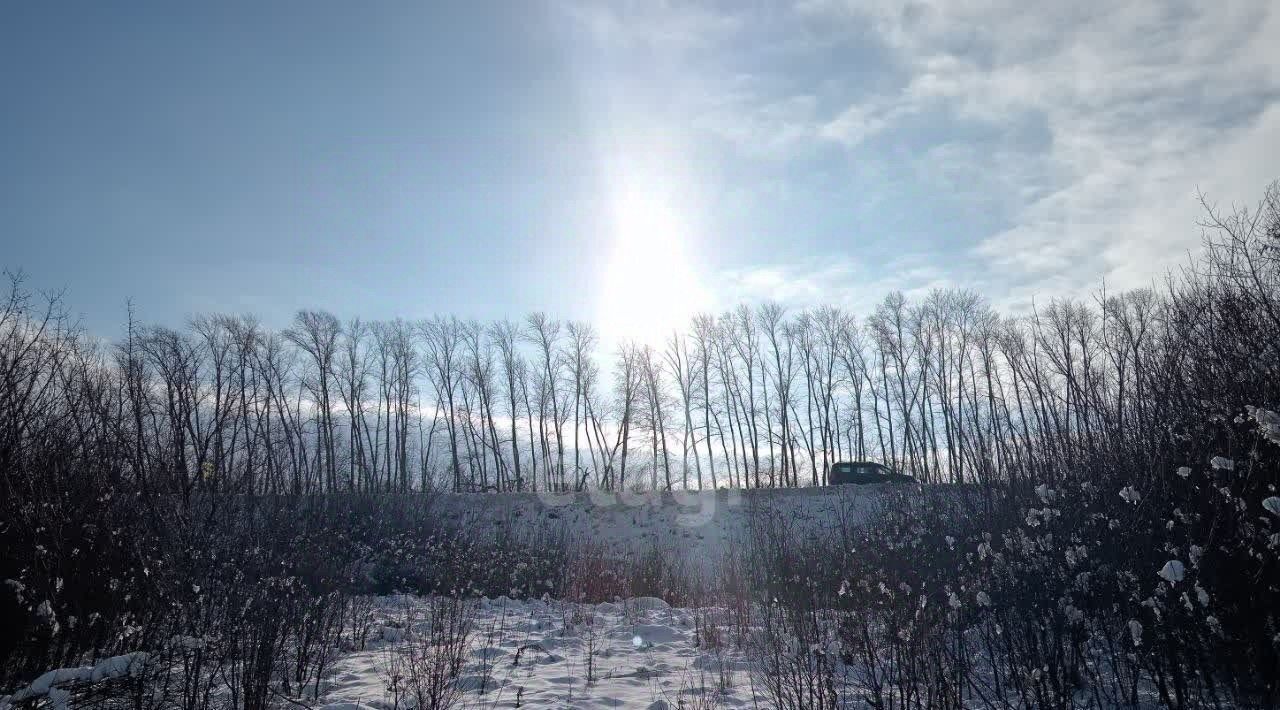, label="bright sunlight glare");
[598,185,710,347]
